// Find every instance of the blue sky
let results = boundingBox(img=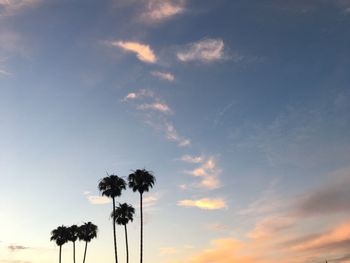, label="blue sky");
[1,0,350,262]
